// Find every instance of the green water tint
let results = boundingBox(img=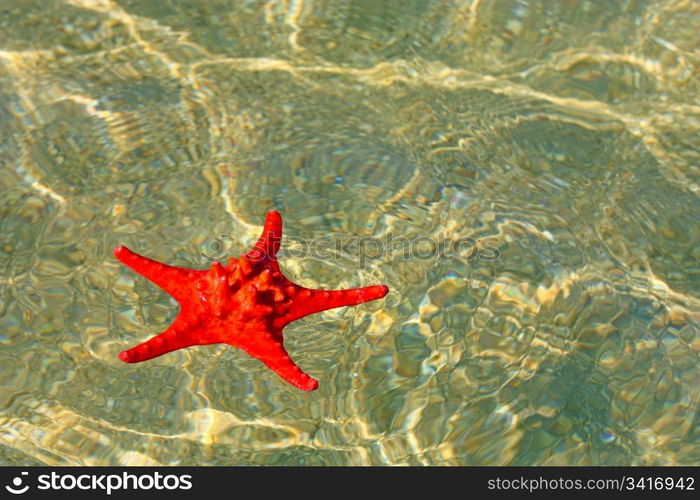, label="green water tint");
[0,0,698,465]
